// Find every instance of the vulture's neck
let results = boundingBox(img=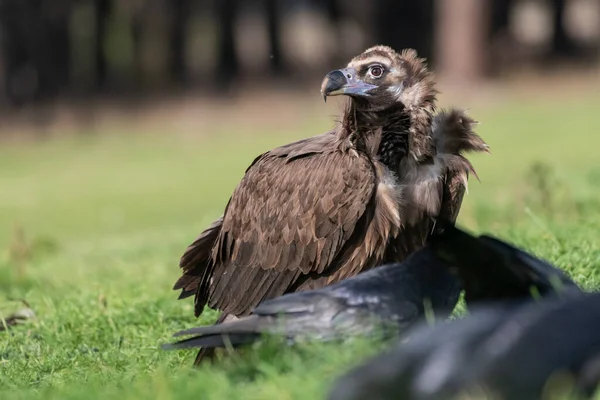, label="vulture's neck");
[340,102,435,172]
